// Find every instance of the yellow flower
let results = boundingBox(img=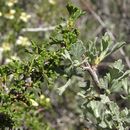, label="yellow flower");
[2,42,11,51]
[16,36,31,46]
[0,48,3,53]
[48,0,56,5]
[20,12,31,22]
[0,12,2,17]
[10,9,16,14]
[30,99,39,107]
[40,95,45,100]
[45,98,50,103]
[5,58,11,64]
[5,55,20,64]
[4,9,16,20]
[11,55,20,61]
[6,0,18,7]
